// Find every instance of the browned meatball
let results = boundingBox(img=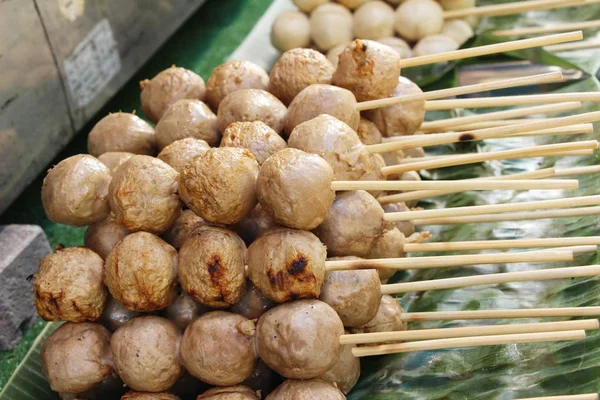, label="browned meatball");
[217,89,287,134]
[357,117,383,145]
[220,121,287,165]
[163,291,208,330]
[320,339,360,395]
[332,39,401,102]
[109,155,181,234]
[100,296,141,332]
[178,226,247,308]
[181,312,257,386]
[111,316,183,392]
[84,217,131,260]
[350,294,407,337]
[197,386,258,400]
[257,148,335,230]
[267,380,345,400]
[157,137,210,173]
[382,202,416,237]
[98,151,134,172]
[248,229,326,303]
[155,99,220,149]
[230,282,276,320]
[104,232,178,312]
[121,391,180,400]
[88,113,156,157]
[363,76,426,137]
[206,61,270,110]
[368,227,405,282]
[42,154,111,226]
[319,269,381,327]
[161,209,208,249]
[179,147,259,224]
[404,145,426,159]
[140,66,206,123]
[284,84,359,135]
[313,190,385,257]
[256,300,344,379]
[35,247,106,322]
[243,360,283,397]
[233,203,279,245]
[41,323,113,393]
[269,49,335,106]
